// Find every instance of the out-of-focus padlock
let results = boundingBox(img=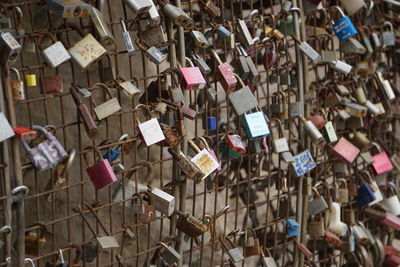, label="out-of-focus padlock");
[192,54,211,74]
[191,30,209,48]
[292,35,321,63]
[188,139,220,181]
[371,142,393,175]
[120,18,135,55]
[382,21,395,47]
[162,3,193,29]
[329,60,352,74]
[122,0,152,17]
[270,119,289,153]
[221,235,244,263]
[226,134,246,154]
[331,6,358,42]
[340,0,365,15]
[10,67,25,100]
[286,219,300,237]
[300,116,325,147]
[200,0,221,18]
[228,74,258,116]
[46,0,91,18]
[236,19,254,48]
[89,7,117,52]
[0,31,21,66]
